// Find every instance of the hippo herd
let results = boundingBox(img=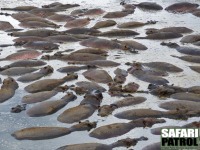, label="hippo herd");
[0,1,200,150]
